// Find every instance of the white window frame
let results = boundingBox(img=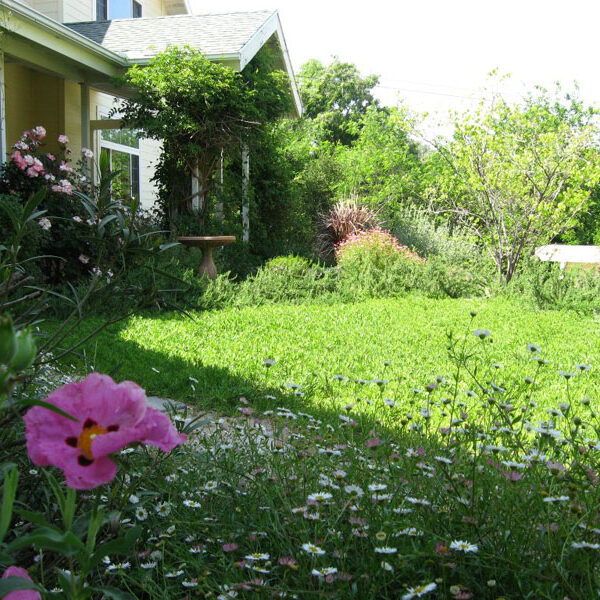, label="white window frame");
[97,110,141,201]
